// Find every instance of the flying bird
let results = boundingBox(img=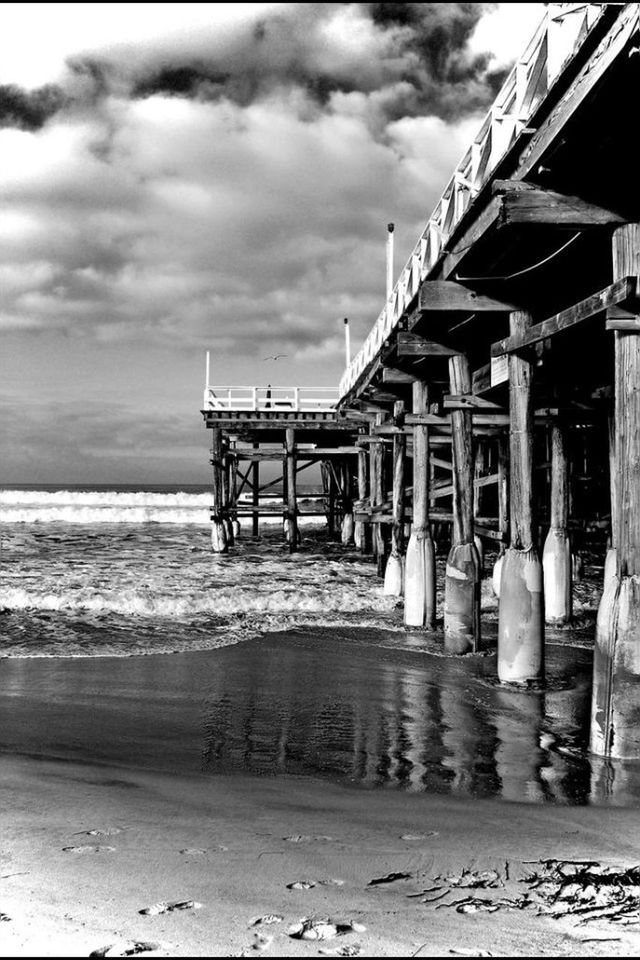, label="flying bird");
[263,354,287,360]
